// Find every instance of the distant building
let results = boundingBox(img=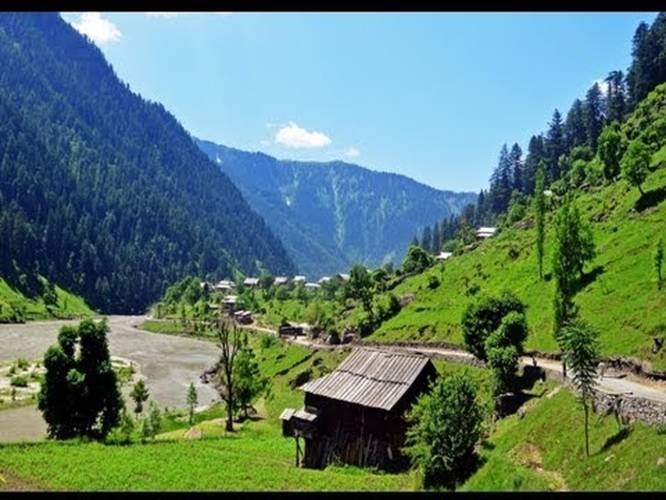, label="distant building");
[293,275,306,284]
[305,282,321,291]
[318,276,331,285]
[214,280,235,292]
[234,310,253,325]
[274,276,290,286]
[476,227,497,240]
[244,277,260,288]
[336,273,350,282]
[435,251,453,262]
[222,295,237,314]
[281,348,437,469]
